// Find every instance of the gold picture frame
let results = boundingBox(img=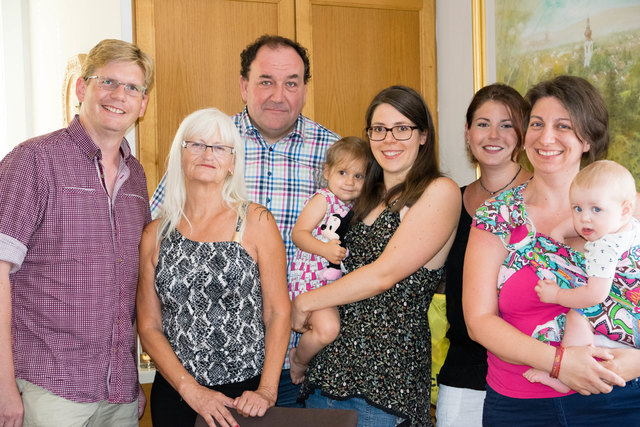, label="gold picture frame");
[471,0,486,93]
[471,0,486,179]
